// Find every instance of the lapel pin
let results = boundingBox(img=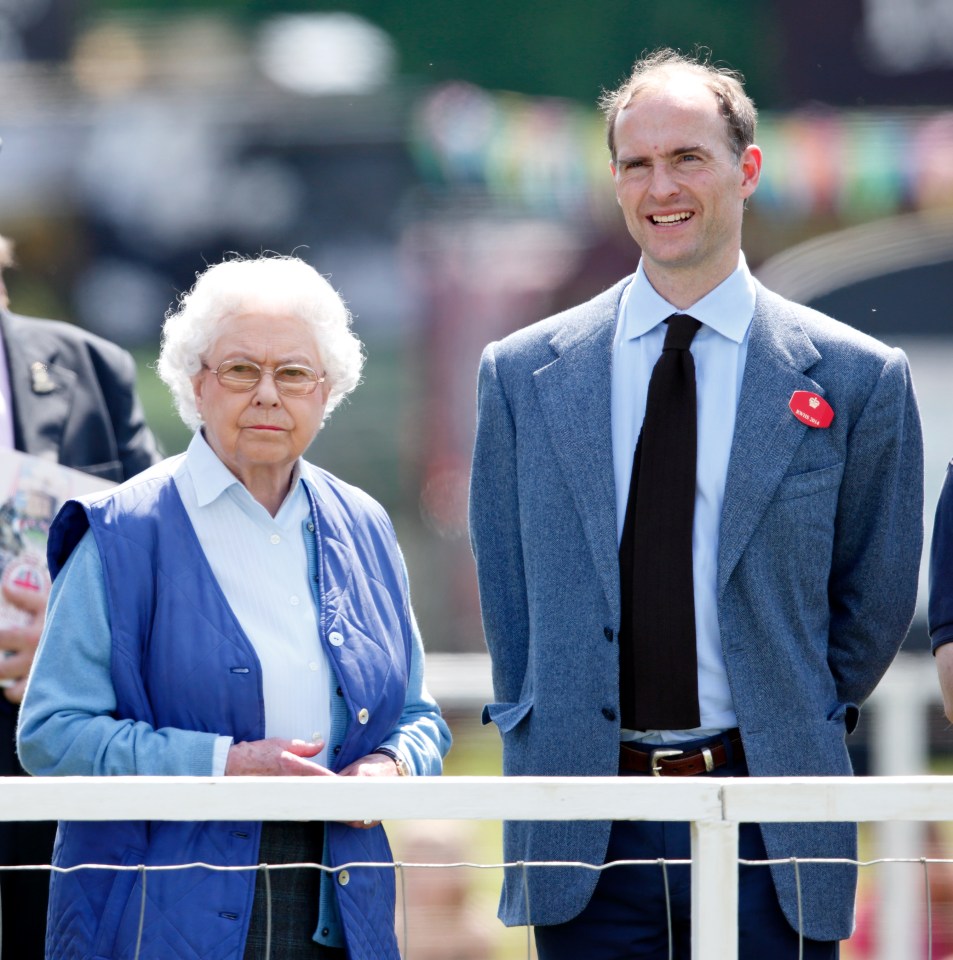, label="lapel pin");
[789,390,833,428]
[30,361,55,394]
